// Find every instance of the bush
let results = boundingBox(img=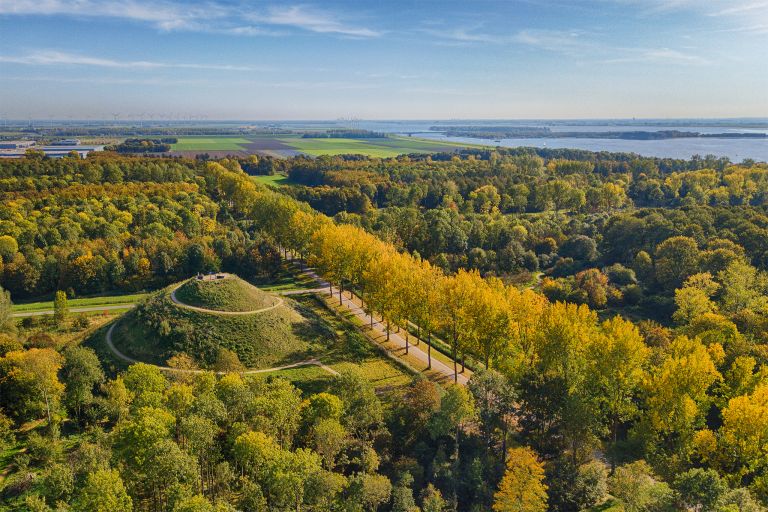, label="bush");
[73,315,90,330]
